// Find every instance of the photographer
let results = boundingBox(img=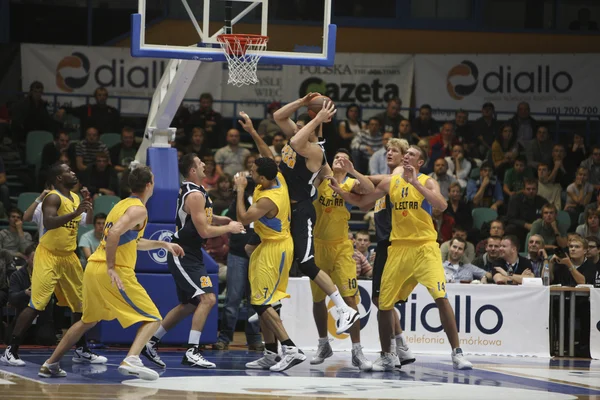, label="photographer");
[549,236,597,287]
